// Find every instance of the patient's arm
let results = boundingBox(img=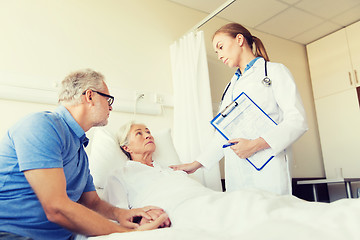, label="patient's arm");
[170,161,203,174]
[103,173,129,209]
[103,170,171,228]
